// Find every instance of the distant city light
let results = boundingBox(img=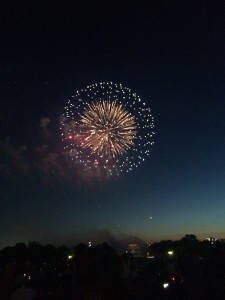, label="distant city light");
[68,255,73,260]
[206,237,217,244]
[171,276,176,281]
[167,250,174,255]
[163,283,169,288]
